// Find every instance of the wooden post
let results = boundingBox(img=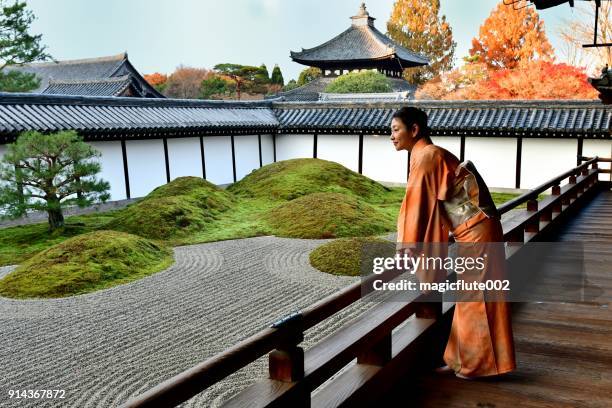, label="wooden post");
[313,133,318,159]
[357,333,392,366]
[199,136,206,179]
[230,135,237,183]
[552,185,562,213]
[163,137,171,183]
[515,137,522,189]
[525,199,540,233]
[269,346,305,382]
[358,132,364,174]
[121,139,131,199]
